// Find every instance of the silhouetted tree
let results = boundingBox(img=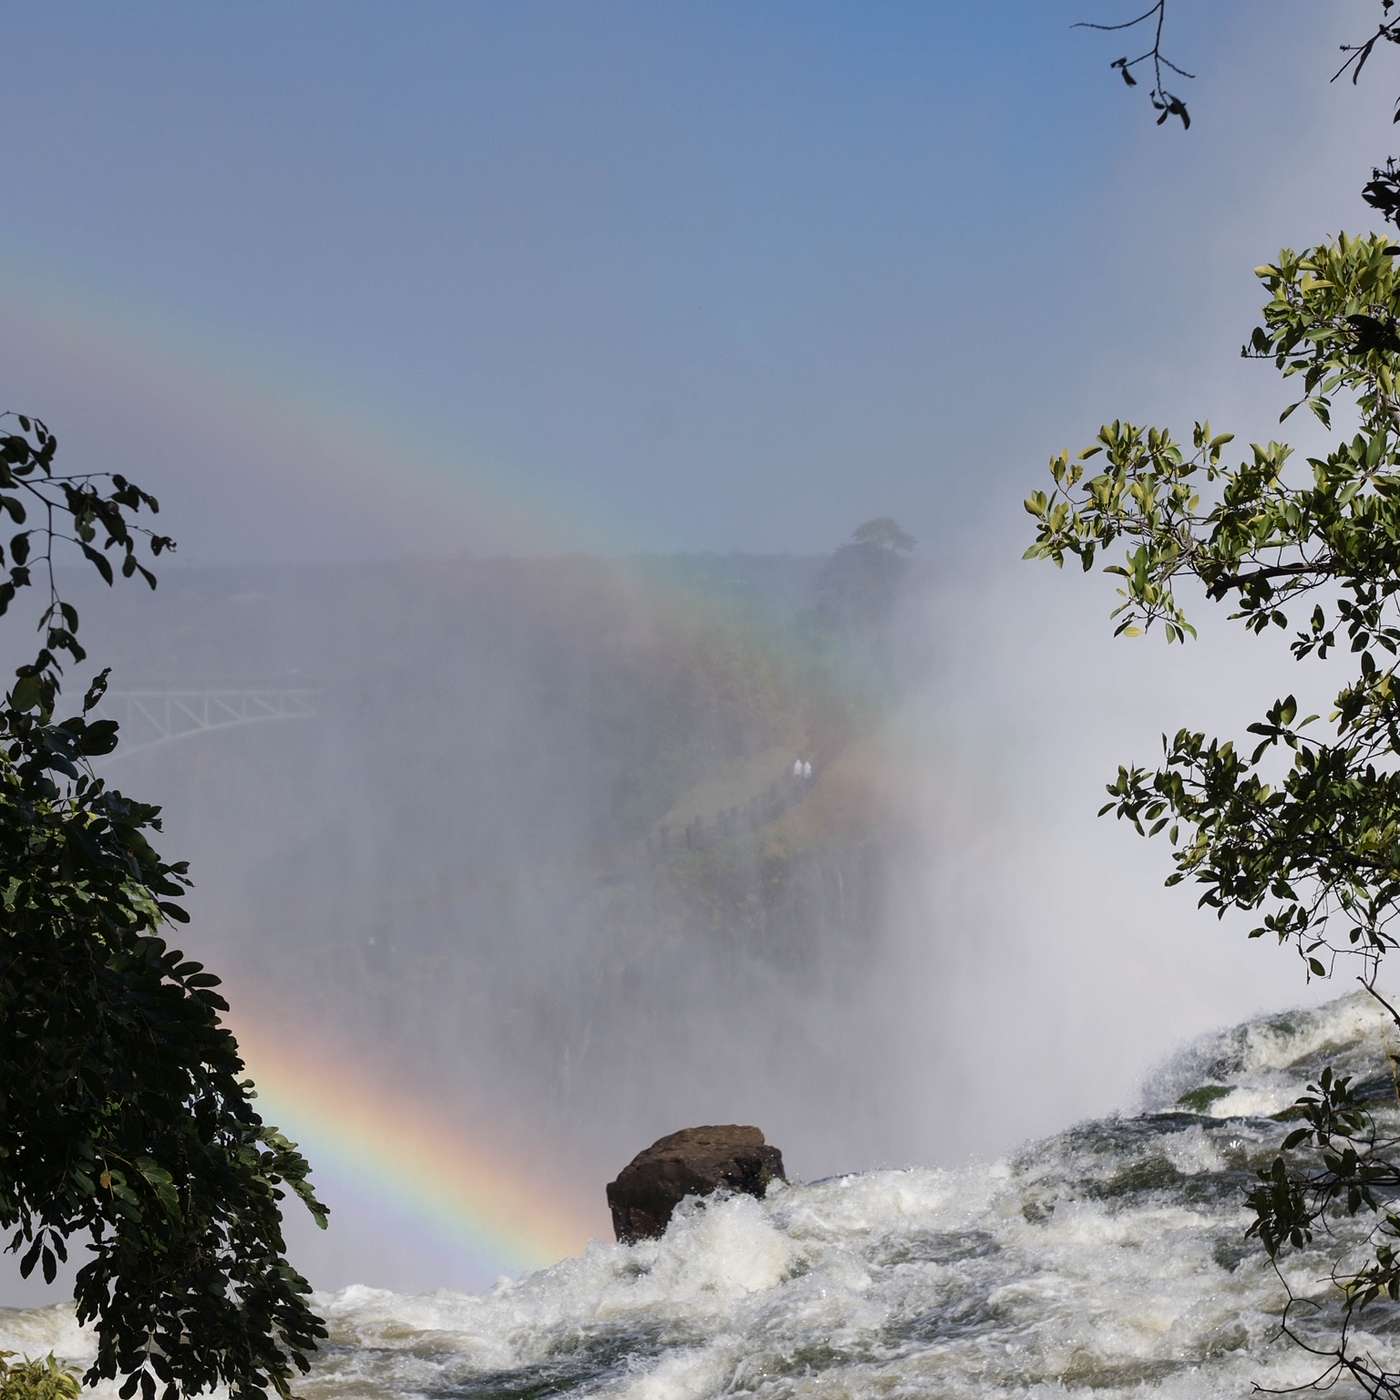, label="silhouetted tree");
[815,518,916,638]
